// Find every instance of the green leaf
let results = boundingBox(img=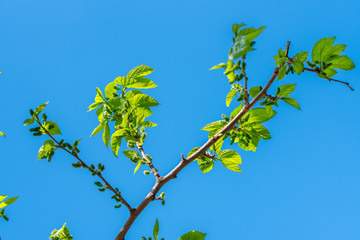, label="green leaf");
[251,124,271,140]
[311,37,335,63]
[327,55,355,70]
[126,77,158,89]
[88,102,102,112]
[95,88,104,102]
[34,102,49,115]
[201,120,227,131]
[103,123,110,148]
[127,65,154,79]
[0,195,7,202]
[243,26,266,42]
[178,230,206,240]
[226,89,237,107]
[210,62,227,70]
[140,121,157,127]
[245,108,276,124]
[91,123,104,137]
[282,97,301,110]
[38,140,55,160]
[153,219,159,240]
[293,61,304,75]
[218,149,242,172]
[331,44,346,56]
[198,158,214,173]
[276,84,296,97]
[105,82,117,99]
[224,58,235,82]
[0,132,5,138]
[249,86,263,98]
[232,23,245,35]
[41,121,62,135]
[111,130,125,157]
[133,94,159,107]
[49,223,73,240]
[293,51,308,63]
[230,102,244,119]
[134,160,142,174]
[277,65,287,80]
[123,149,141,163]
[229,38,254,60]
[322,68,337,78]
[24,117,35,126]
[0,196,18,208]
